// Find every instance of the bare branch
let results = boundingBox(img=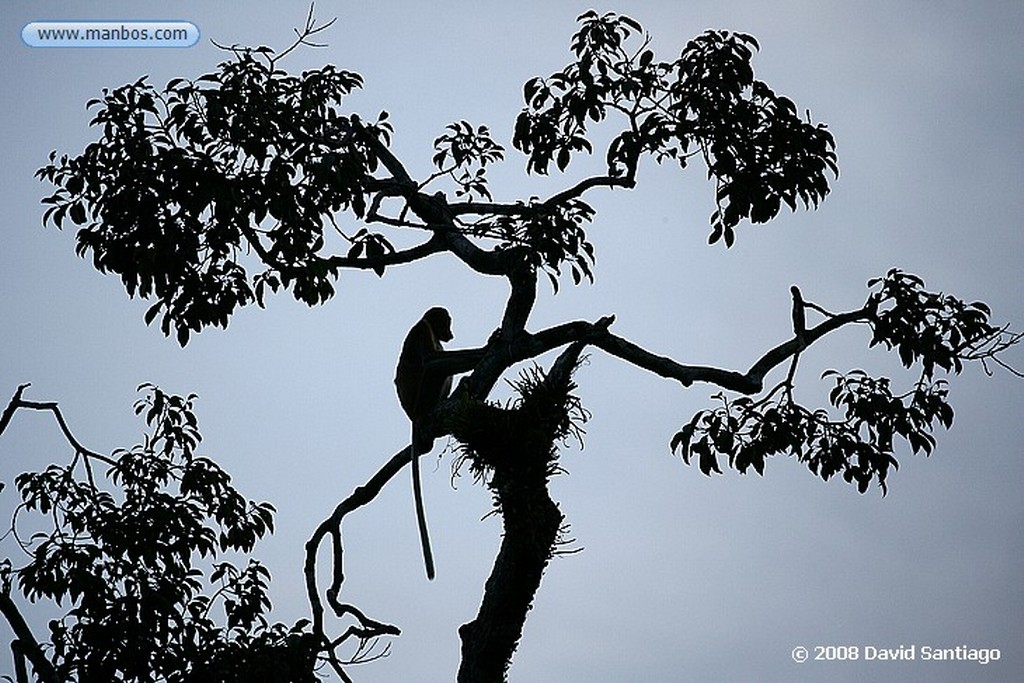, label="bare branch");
[458,301,874,399]
[270,4,338,65]
[541,174,637,209]
[963,325,1024,378]
[590,331,753,391]
[0,383,31,438]
[449,174,636,219]
[592,306,875,394]
[0,385,116,466]
[304,447,406,648]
